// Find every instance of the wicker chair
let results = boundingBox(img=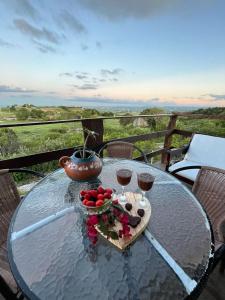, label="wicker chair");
[0,168,44,299]
[167,134,225,185]
[98,141,148,163]
[172,166,225,271]
[192,167,225,250]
